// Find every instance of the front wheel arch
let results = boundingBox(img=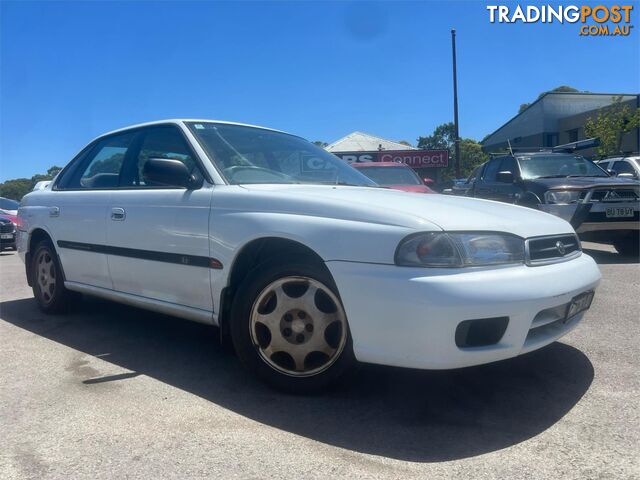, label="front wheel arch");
[219,237,328,345]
